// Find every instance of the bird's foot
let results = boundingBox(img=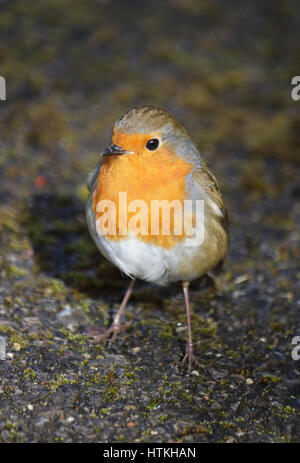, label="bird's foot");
[180,346,200,372]
[88,321,132,343]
